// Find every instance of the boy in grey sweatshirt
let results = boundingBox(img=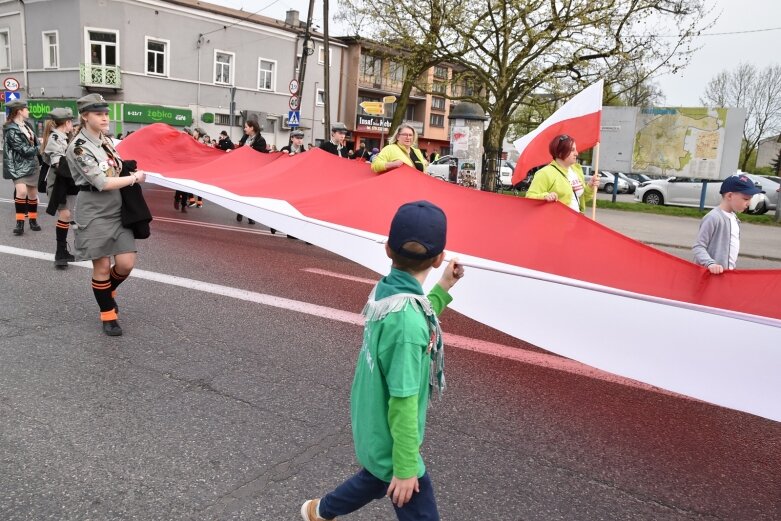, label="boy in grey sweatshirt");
[692,174,761,274]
